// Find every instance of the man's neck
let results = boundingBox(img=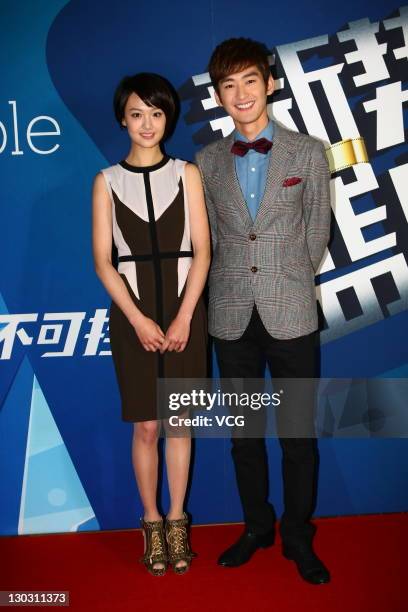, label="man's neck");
[235,114,270,142]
